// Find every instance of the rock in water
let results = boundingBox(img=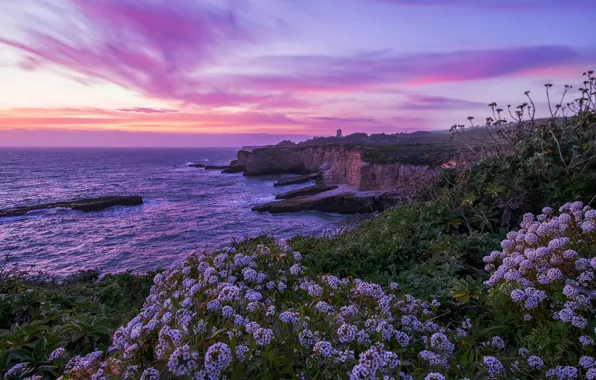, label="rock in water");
[0,196,143,218]
[275,185,338,199]
[253,188,404,214]
[188,163,205,168]
[205,165,230,170]
[221,165,246,174]
[273,173,319,187]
